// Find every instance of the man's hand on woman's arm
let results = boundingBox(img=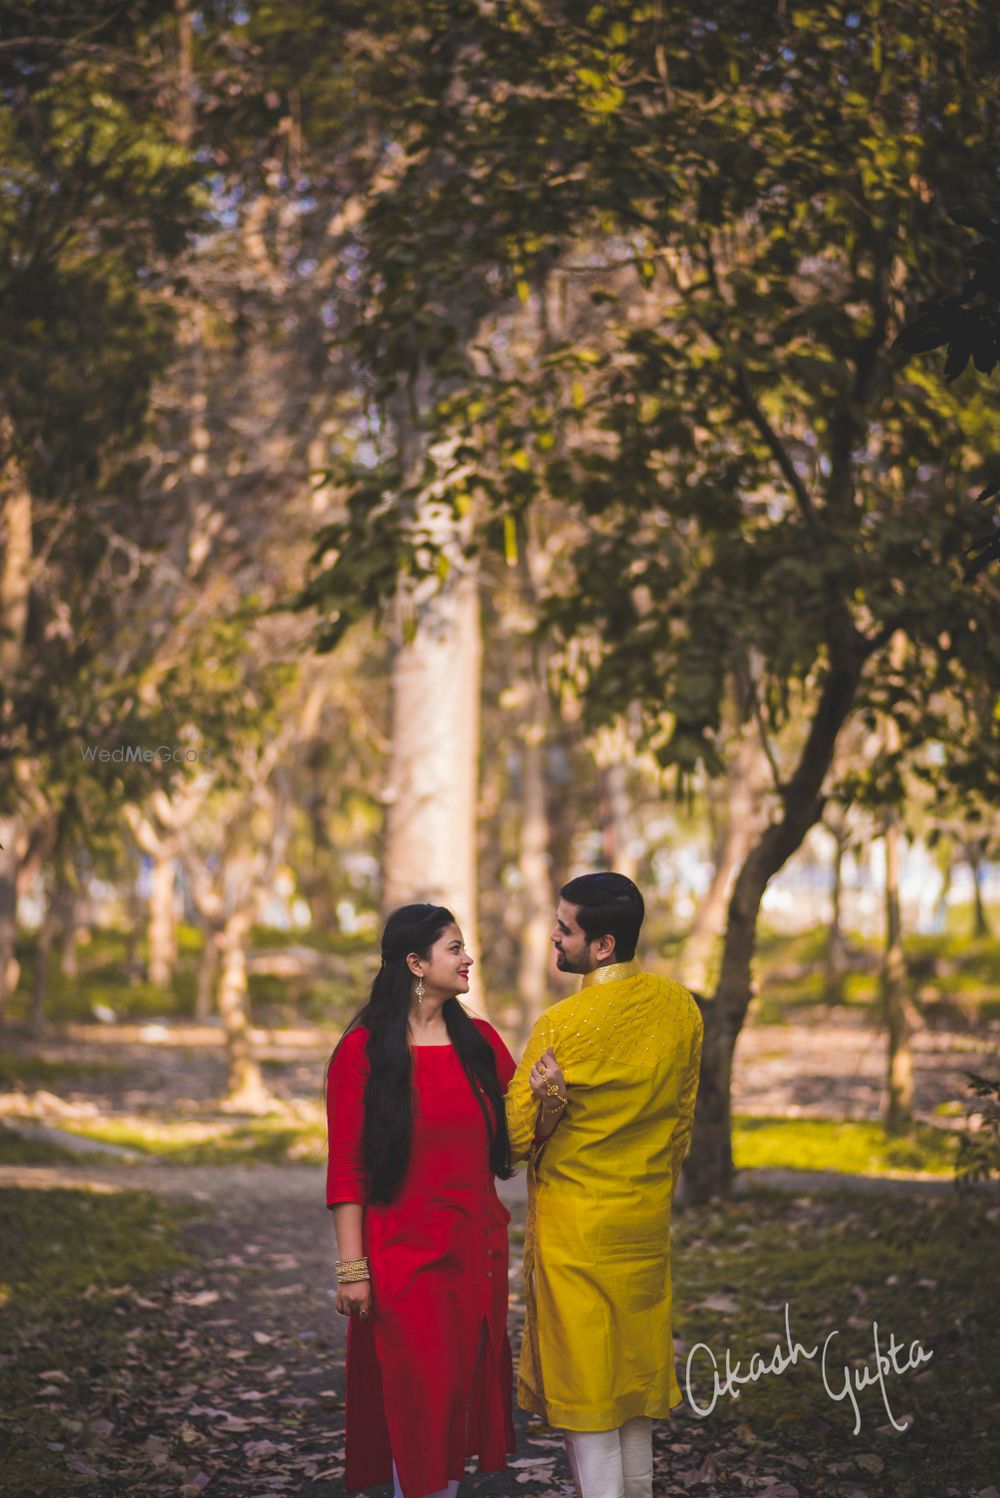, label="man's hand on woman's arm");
[530,1046,567,1141]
